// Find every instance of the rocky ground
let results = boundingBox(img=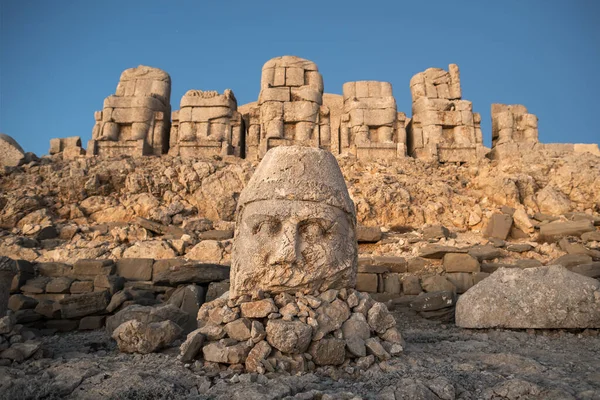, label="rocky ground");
[0,305,598,400]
